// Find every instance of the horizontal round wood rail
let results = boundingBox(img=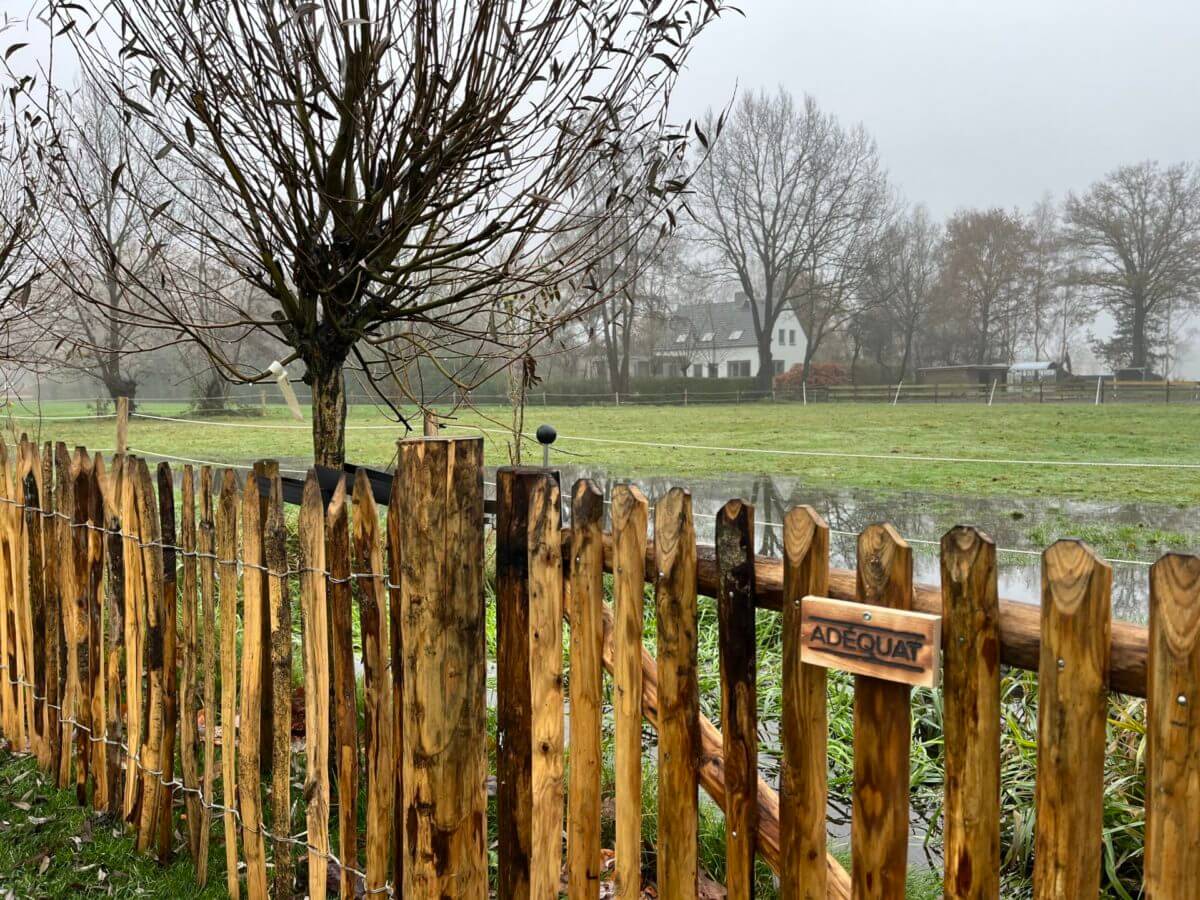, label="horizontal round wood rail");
[571,530,1150,700]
